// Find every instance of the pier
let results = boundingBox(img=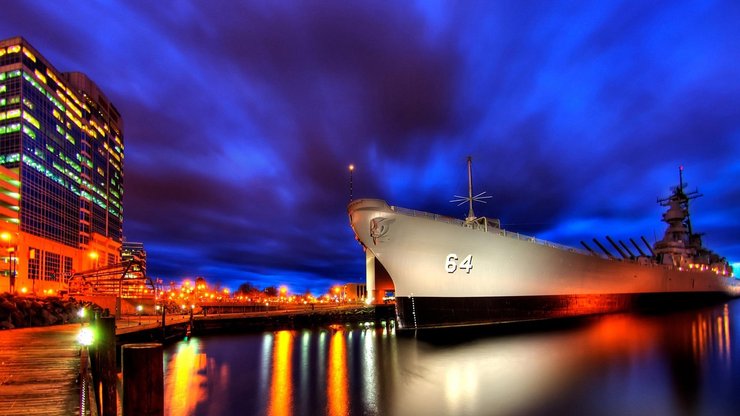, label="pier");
[0,304,395,414]
[0,324,82,416]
